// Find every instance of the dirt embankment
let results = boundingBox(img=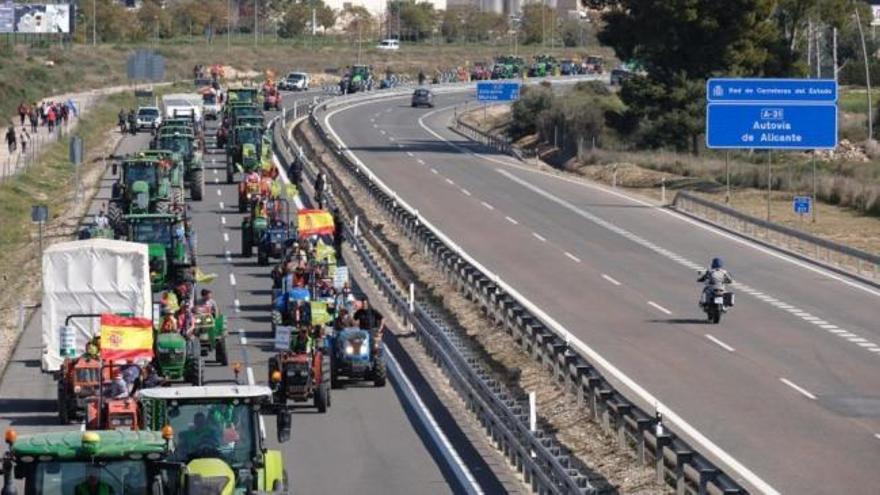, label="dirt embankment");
[298,120,666,494]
